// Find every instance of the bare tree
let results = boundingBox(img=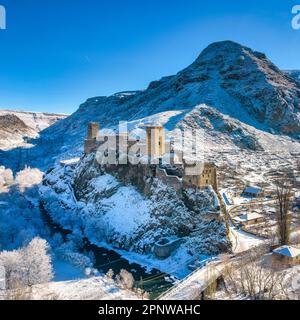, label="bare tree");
[222,250,290,300]
[275,181,292,246]
[203,263,217,300]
